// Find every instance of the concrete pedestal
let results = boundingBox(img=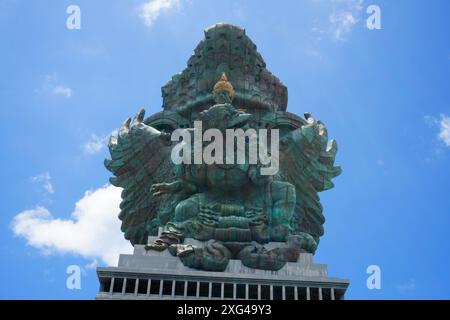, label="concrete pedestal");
[96,237,349,300]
